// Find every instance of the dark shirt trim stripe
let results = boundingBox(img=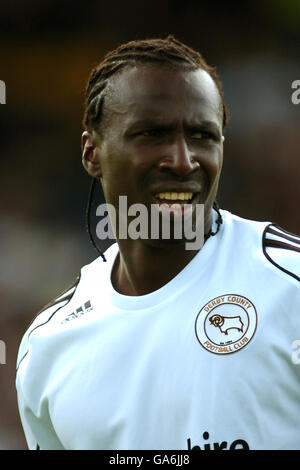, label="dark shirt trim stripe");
[265,239,300,253]
[267,226,300,245]
[263,224,300,282]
